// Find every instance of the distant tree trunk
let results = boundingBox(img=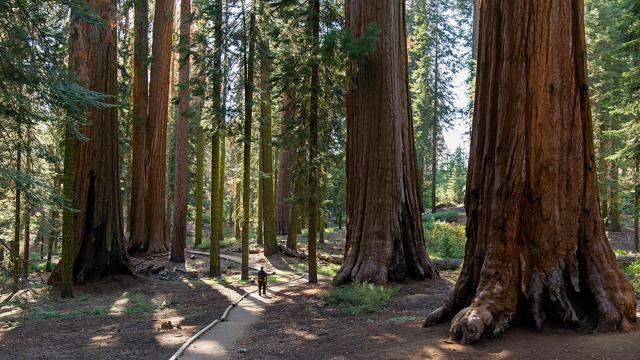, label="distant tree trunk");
[259,7,277,256]
[241,9,256,281]
[287,175,302,251]
[129,0,149,253]
[12,124,22,293]
[145,0,174,254]
[194,90,205,248]
[334,0,437,285]
[23,127,32,277]
[275,90,293,235]
[430,30,439,214]
[306,0,320,284]
[45,204,58,272]
[50,0,129,294]
[234,140,242,240]
[607,161,621,232]
[635,154,639,252]
[170,0,191,263]
[256,177,263,245]
[209,0,224,277]
[425,0,637,344]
